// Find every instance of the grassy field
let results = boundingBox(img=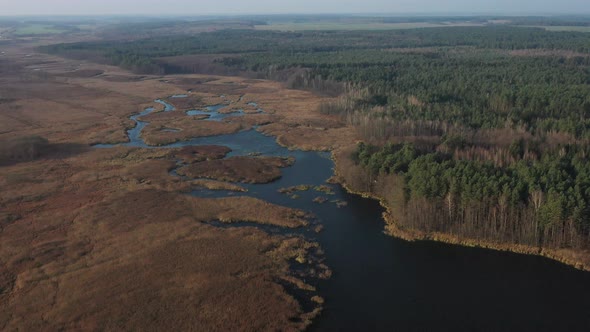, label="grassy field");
[13,24,67,35]
[525,25,590,33]
[254,22,590,33]
[255,22,485,31]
